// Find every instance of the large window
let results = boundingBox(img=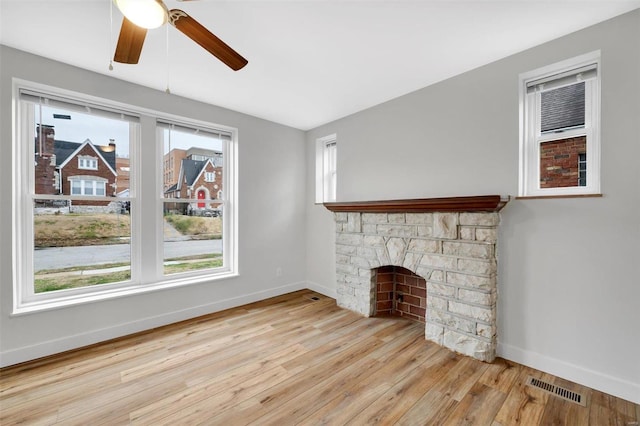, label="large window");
[315,134,337,203]
[17,88,135,304]
[519,52,600,197]
[69,177,107,196]
[159,122,230,277]
[14,83,236,312]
